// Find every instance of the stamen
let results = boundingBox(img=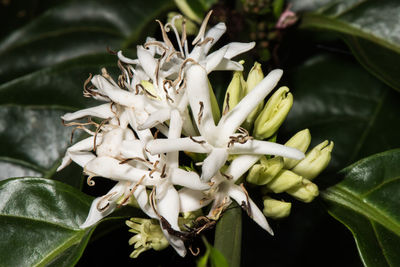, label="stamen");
[181,18,188,56]
[155,20,175,50]
[197,101,204,125]
[87,175,96,186]
[144,41,168,52]
[189,135,206,144]
[160,164,167,178]
[153,129,160,139]
[148,160,160,178]
[165,14,184,54]
[192,10,213,45]
[196,37,214,46]
[223,92,230,116]
[240,183,252,218]
[106,46,117,55]
[93,119,110,151]
[189,246,200,256]
[221,172,233,180]
[118,174,146,208]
